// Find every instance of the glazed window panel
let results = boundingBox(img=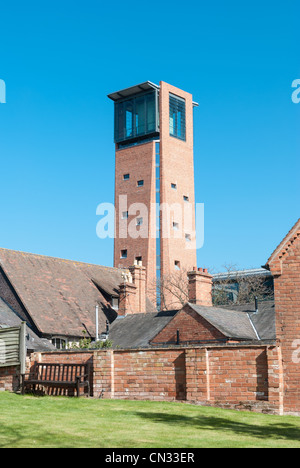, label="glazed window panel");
[169,93,186,141]
[114,91,158,143]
